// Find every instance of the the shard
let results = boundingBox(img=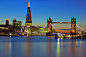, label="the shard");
[25,2,32,27]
